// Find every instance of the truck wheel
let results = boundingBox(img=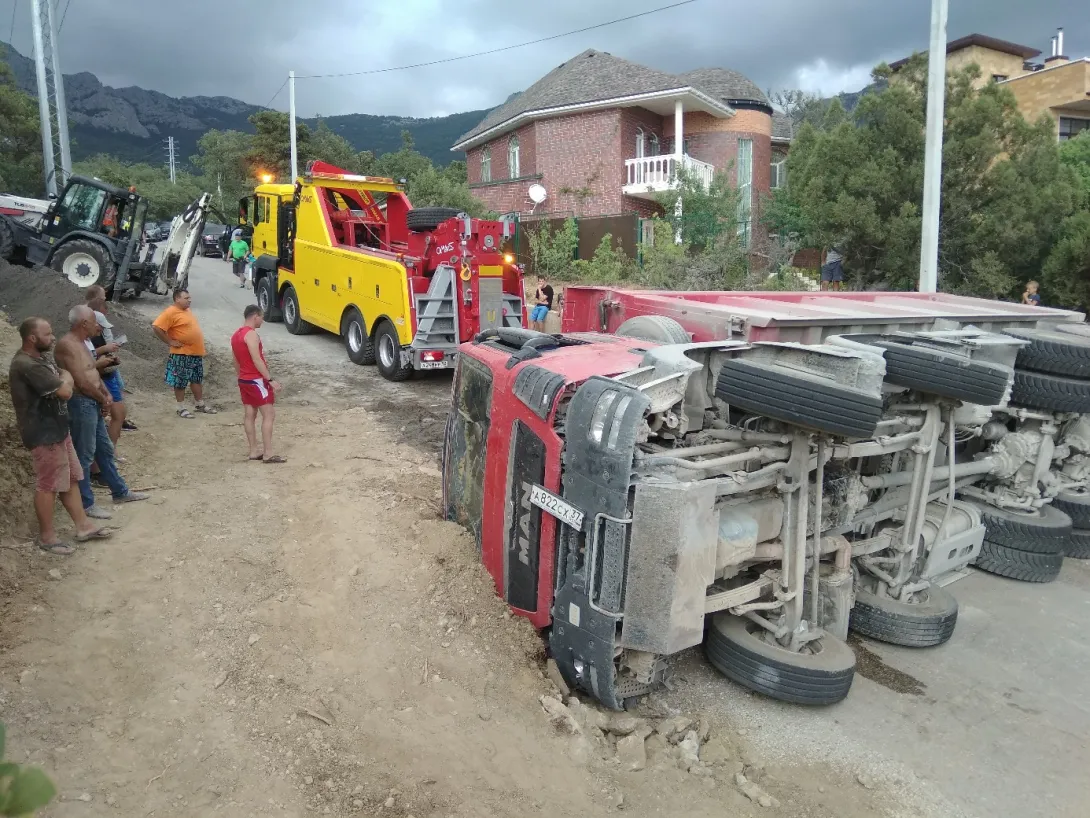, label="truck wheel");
[704,614,855,705]
[1010,370,1090,413]
[406,207,462,232]
[1063,529,1090,559]
[863,338,1012,406]
[973,540,1063,583]
[282,286,314,336]
[375,321,412,381]
[1050,489,1090,528]
[51,239,114,289]
[615,315,690,345]
[849,584,958,647]
[1005,325,1090,378]
[256,276,282,322]
[715,359,882,439]
[0,218,14,260]
[342,308,376,366]
[968,502,1071,554]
